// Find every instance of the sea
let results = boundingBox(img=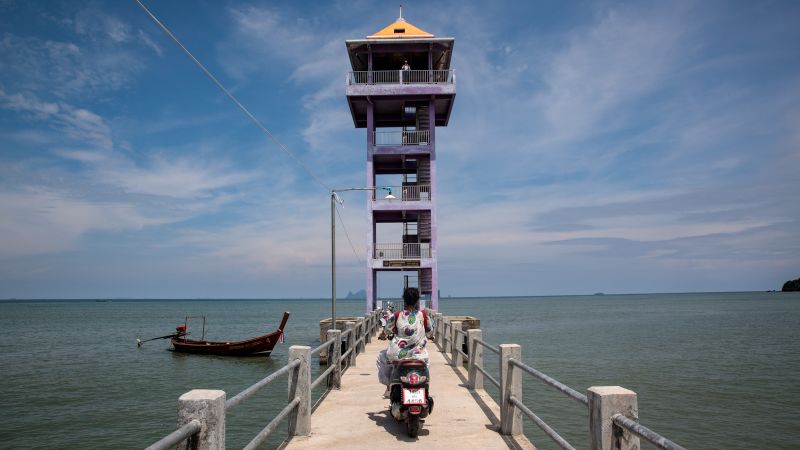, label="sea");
[1,292,798,449]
